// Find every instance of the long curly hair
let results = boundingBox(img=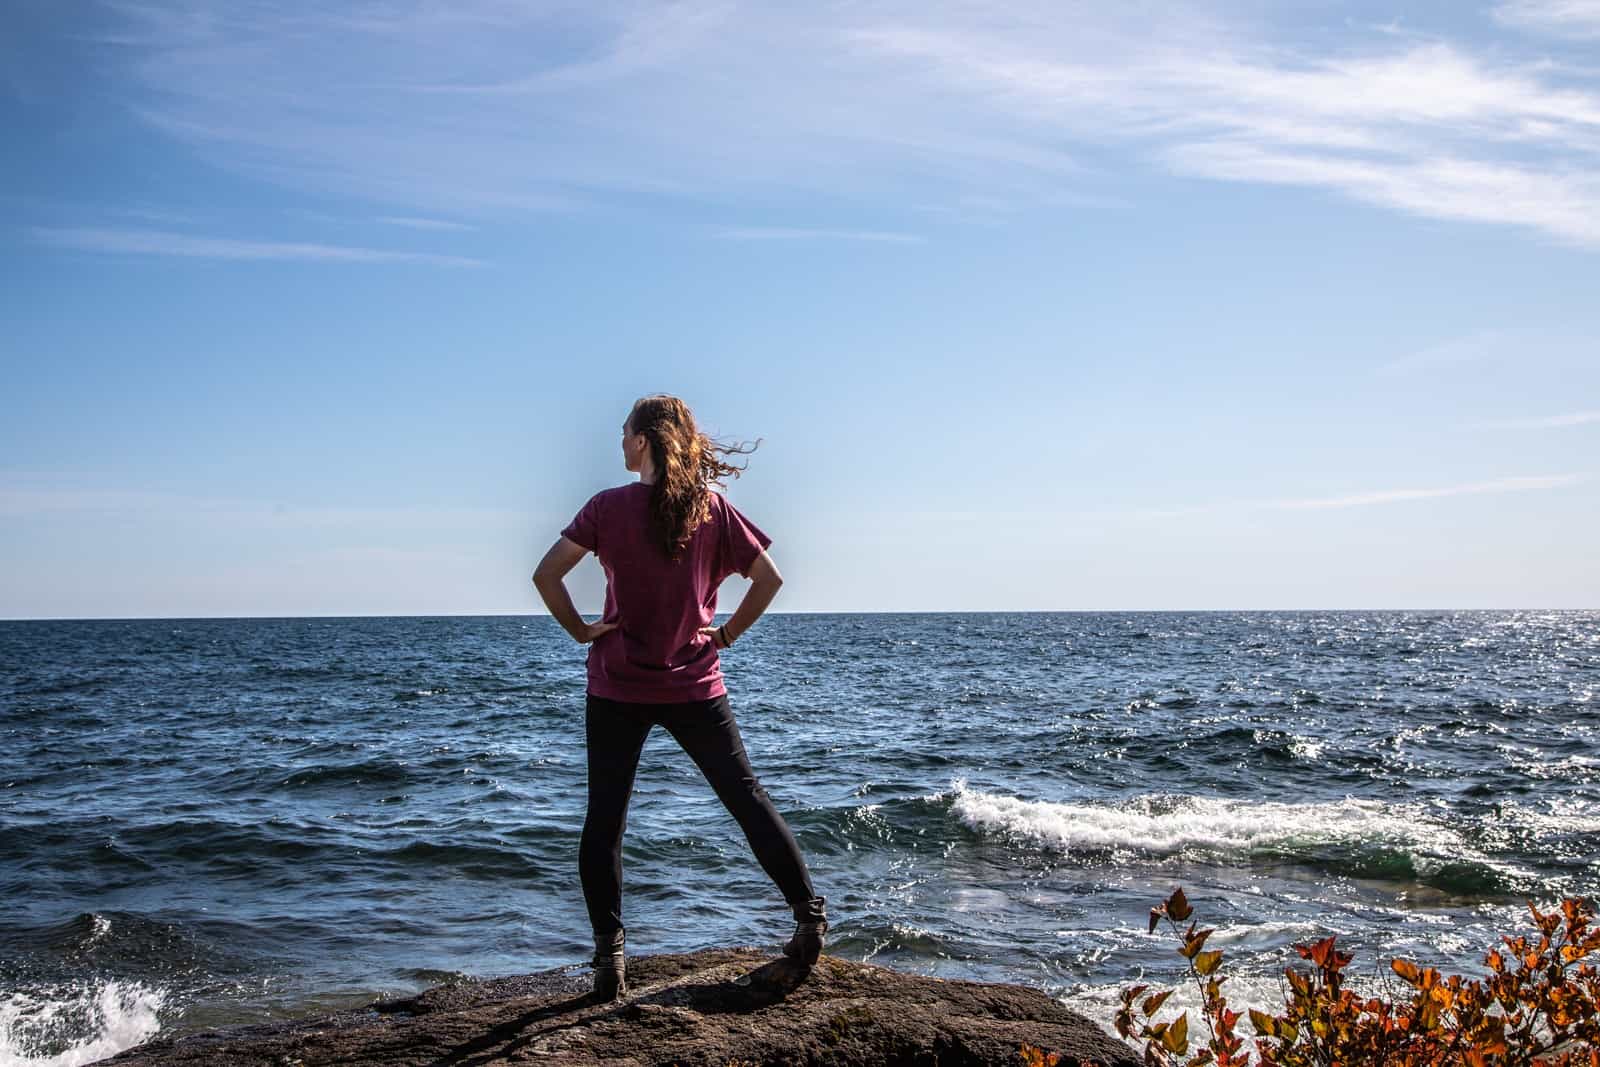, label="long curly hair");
[627,395,759,562]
